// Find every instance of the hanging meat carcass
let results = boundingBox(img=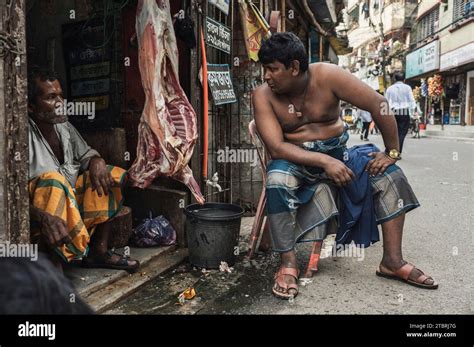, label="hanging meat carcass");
[129,0,205,205]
